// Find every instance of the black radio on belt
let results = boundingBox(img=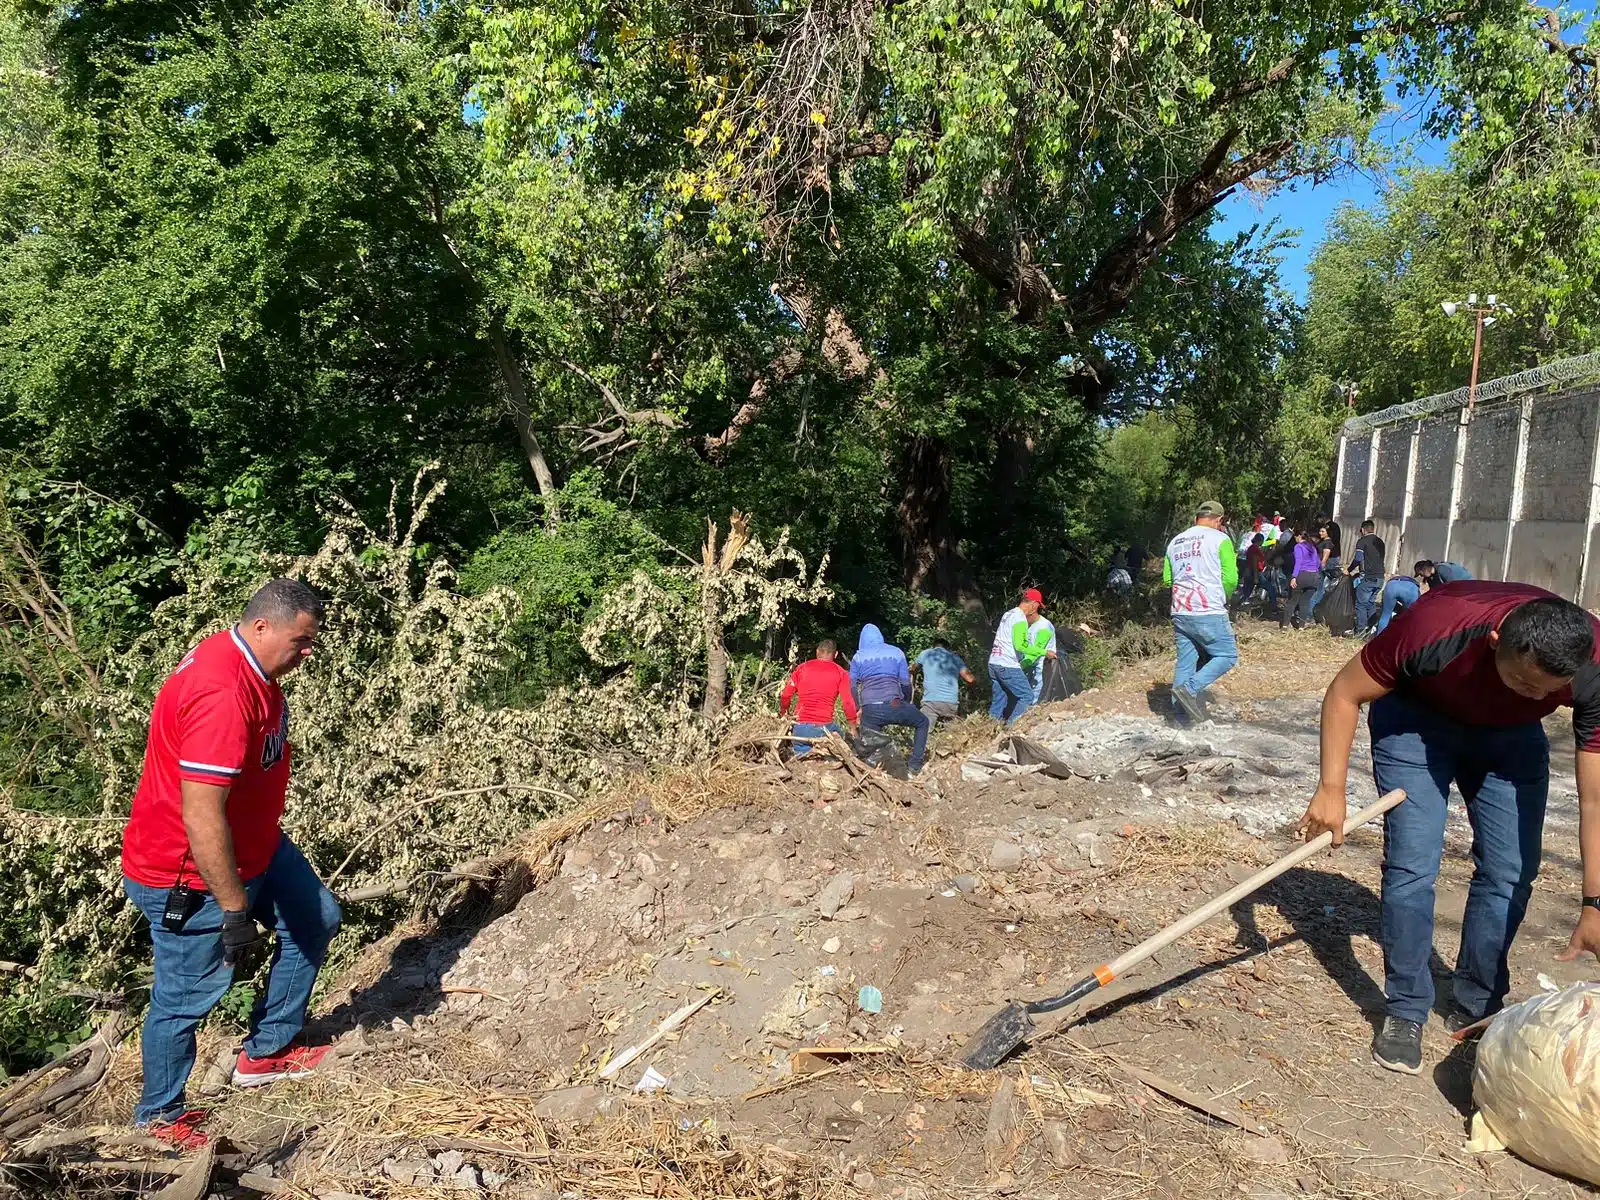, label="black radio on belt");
[162,853,202,931]
[162,882,200,931]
